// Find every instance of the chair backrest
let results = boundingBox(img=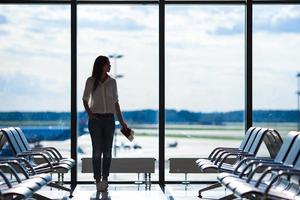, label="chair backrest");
[1,128,22,155]
[0,130,8,150]
[8,127,28,153]
[243,127,262,152]
[292,150,300,170]
[263,129,283,158]
[248,128,269,155]
[238,127,257,151]
[274,131,299,163]
[13,127,31,151]
[289,152,300,186]
[283,135,300,166]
